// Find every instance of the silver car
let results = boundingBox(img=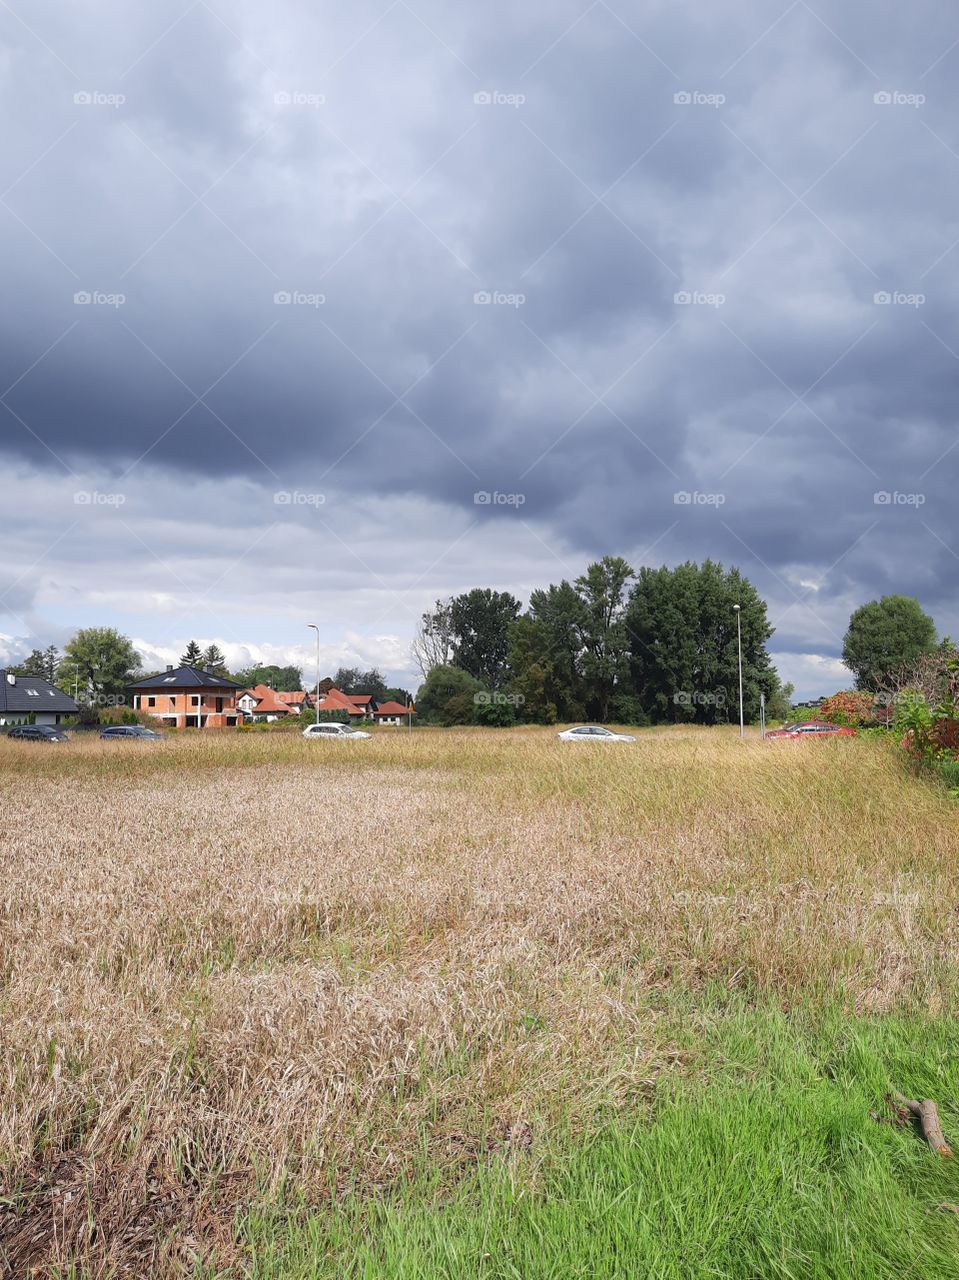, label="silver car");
[556,725,635,742]
[302,722,372,741]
